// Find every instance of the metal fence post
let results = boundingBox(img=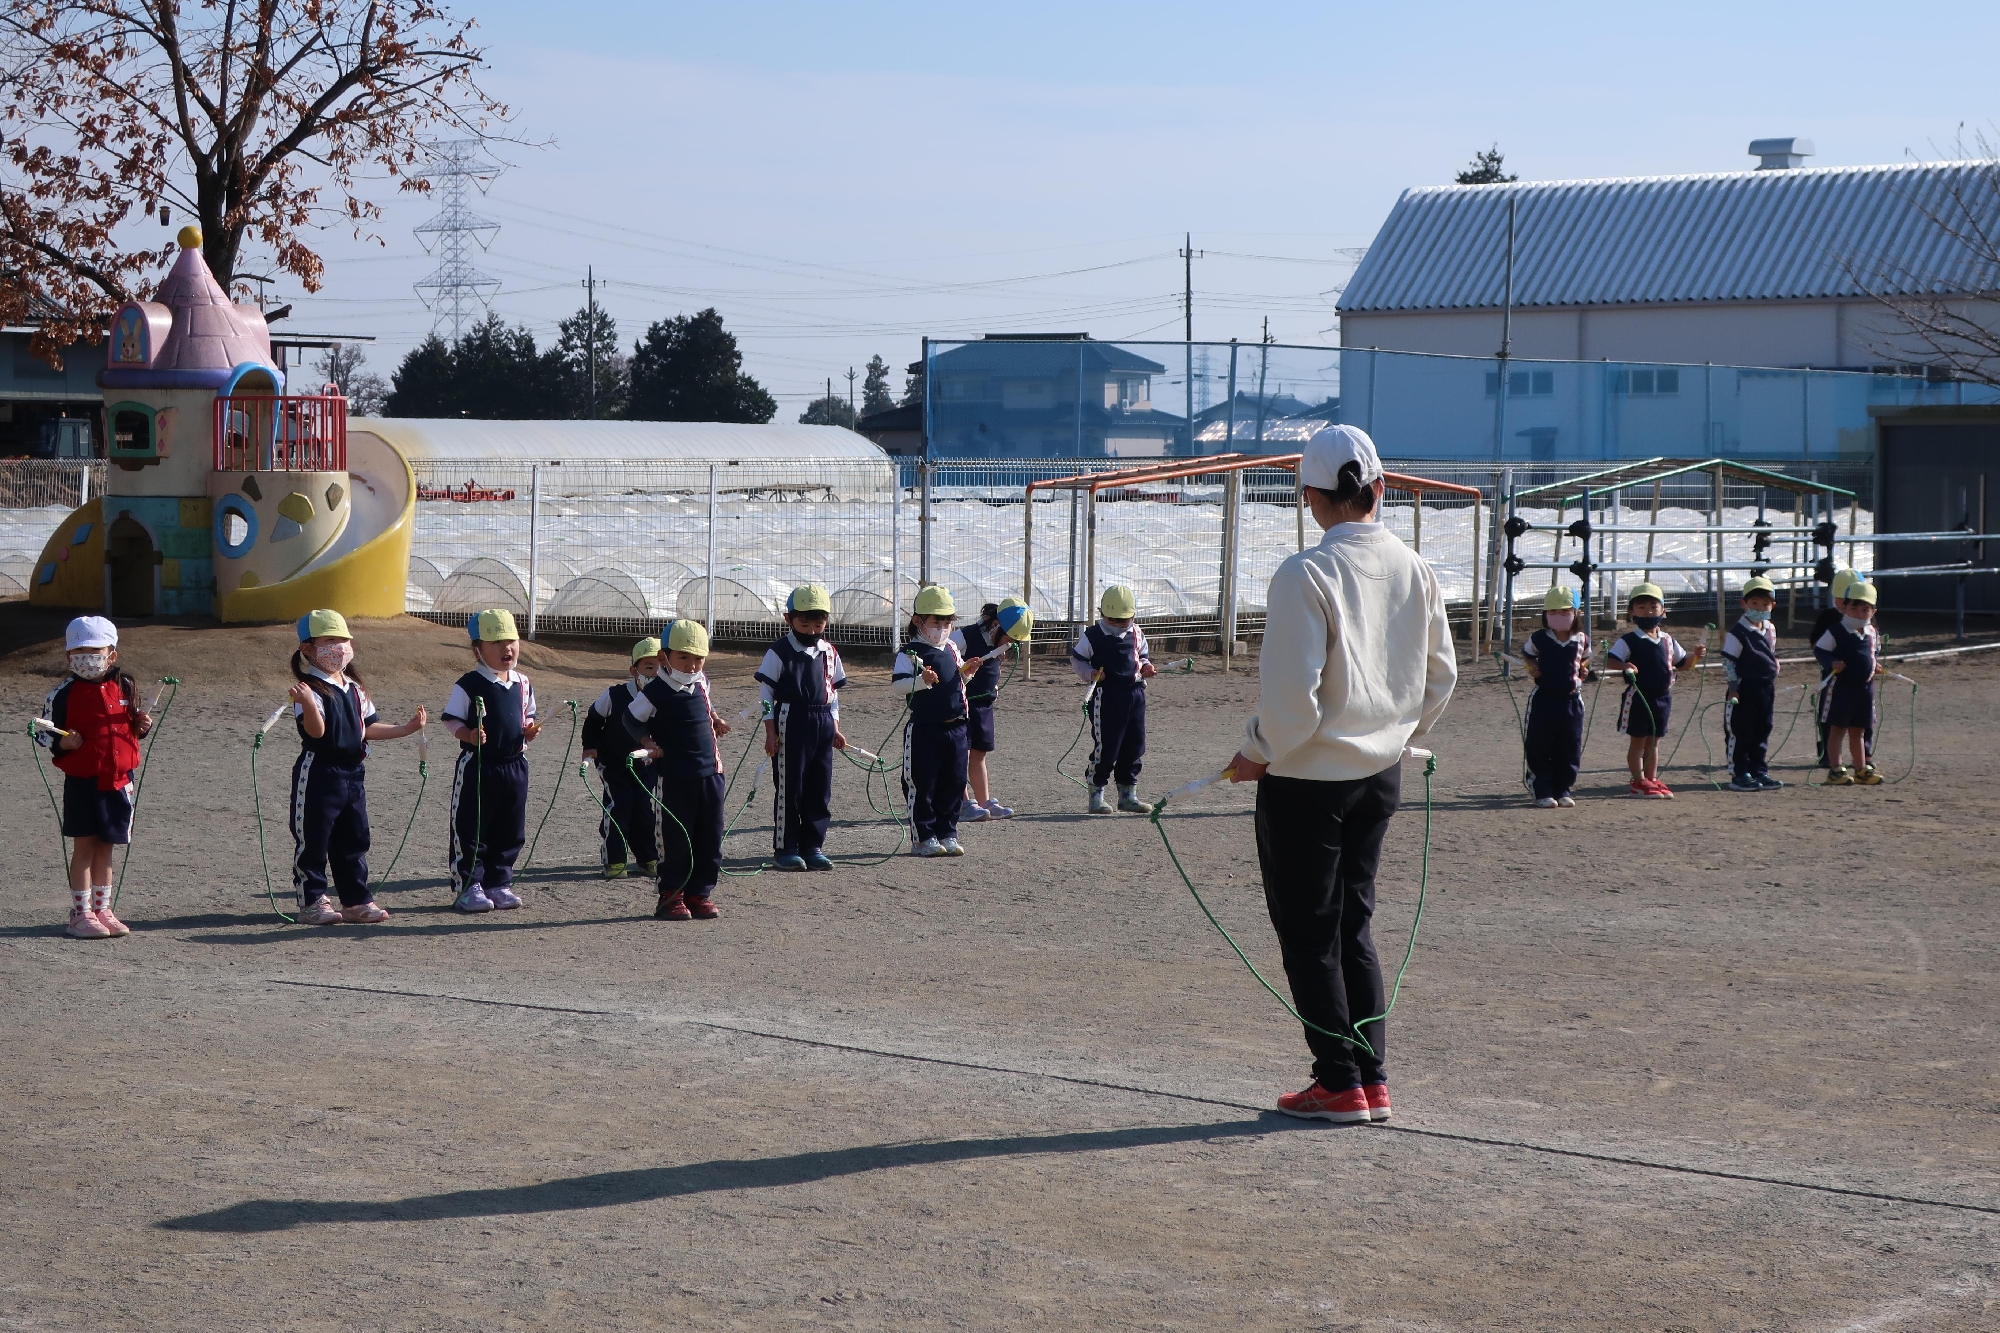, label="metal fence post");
[890,470,902,649]
[1501,467,1516,655]
[526,463,541,641]
[1084,485,1097,621]
[1021,476,1034,675]
[78,462,90,506]
[919,458,932,585]
[1220,467,1240,670]
[705,463,718,632]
